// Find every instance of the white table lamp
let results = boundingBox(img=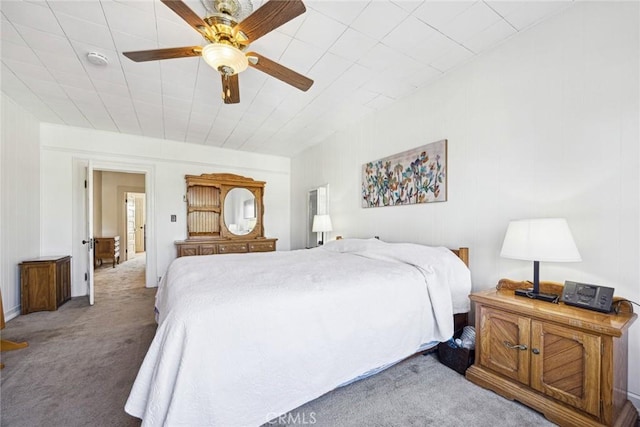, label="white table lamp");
[312,214,332,246]
[501,218,581,302]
